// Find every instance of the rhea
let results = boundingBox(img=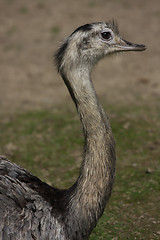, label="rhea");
[0,21,146,240]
